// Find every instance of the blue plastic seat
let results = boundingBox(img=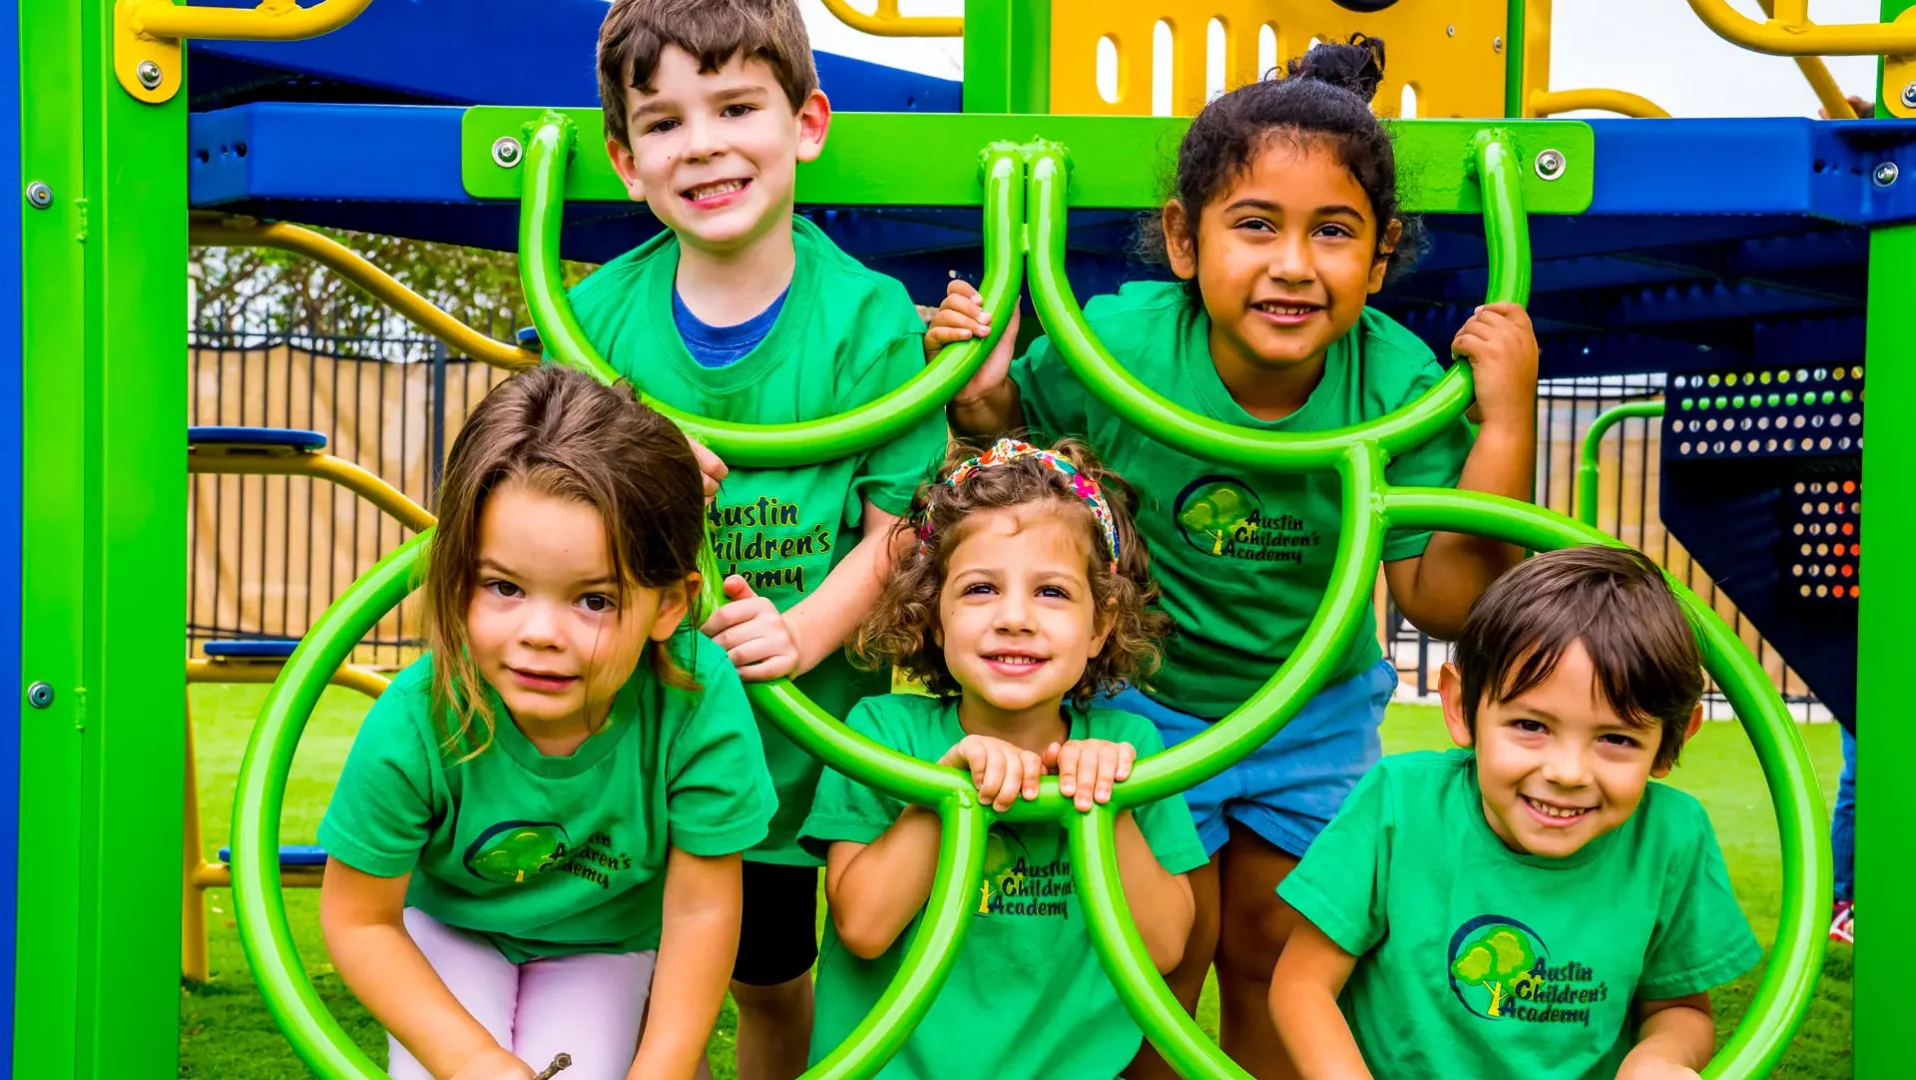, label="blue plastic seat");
[187,426,328,452]
[202,639,301,661]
